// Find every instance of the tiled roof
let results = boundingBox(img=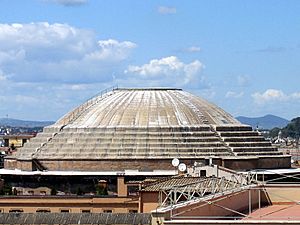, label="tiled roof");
[142,176,204,192]
[0,213,151,225]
